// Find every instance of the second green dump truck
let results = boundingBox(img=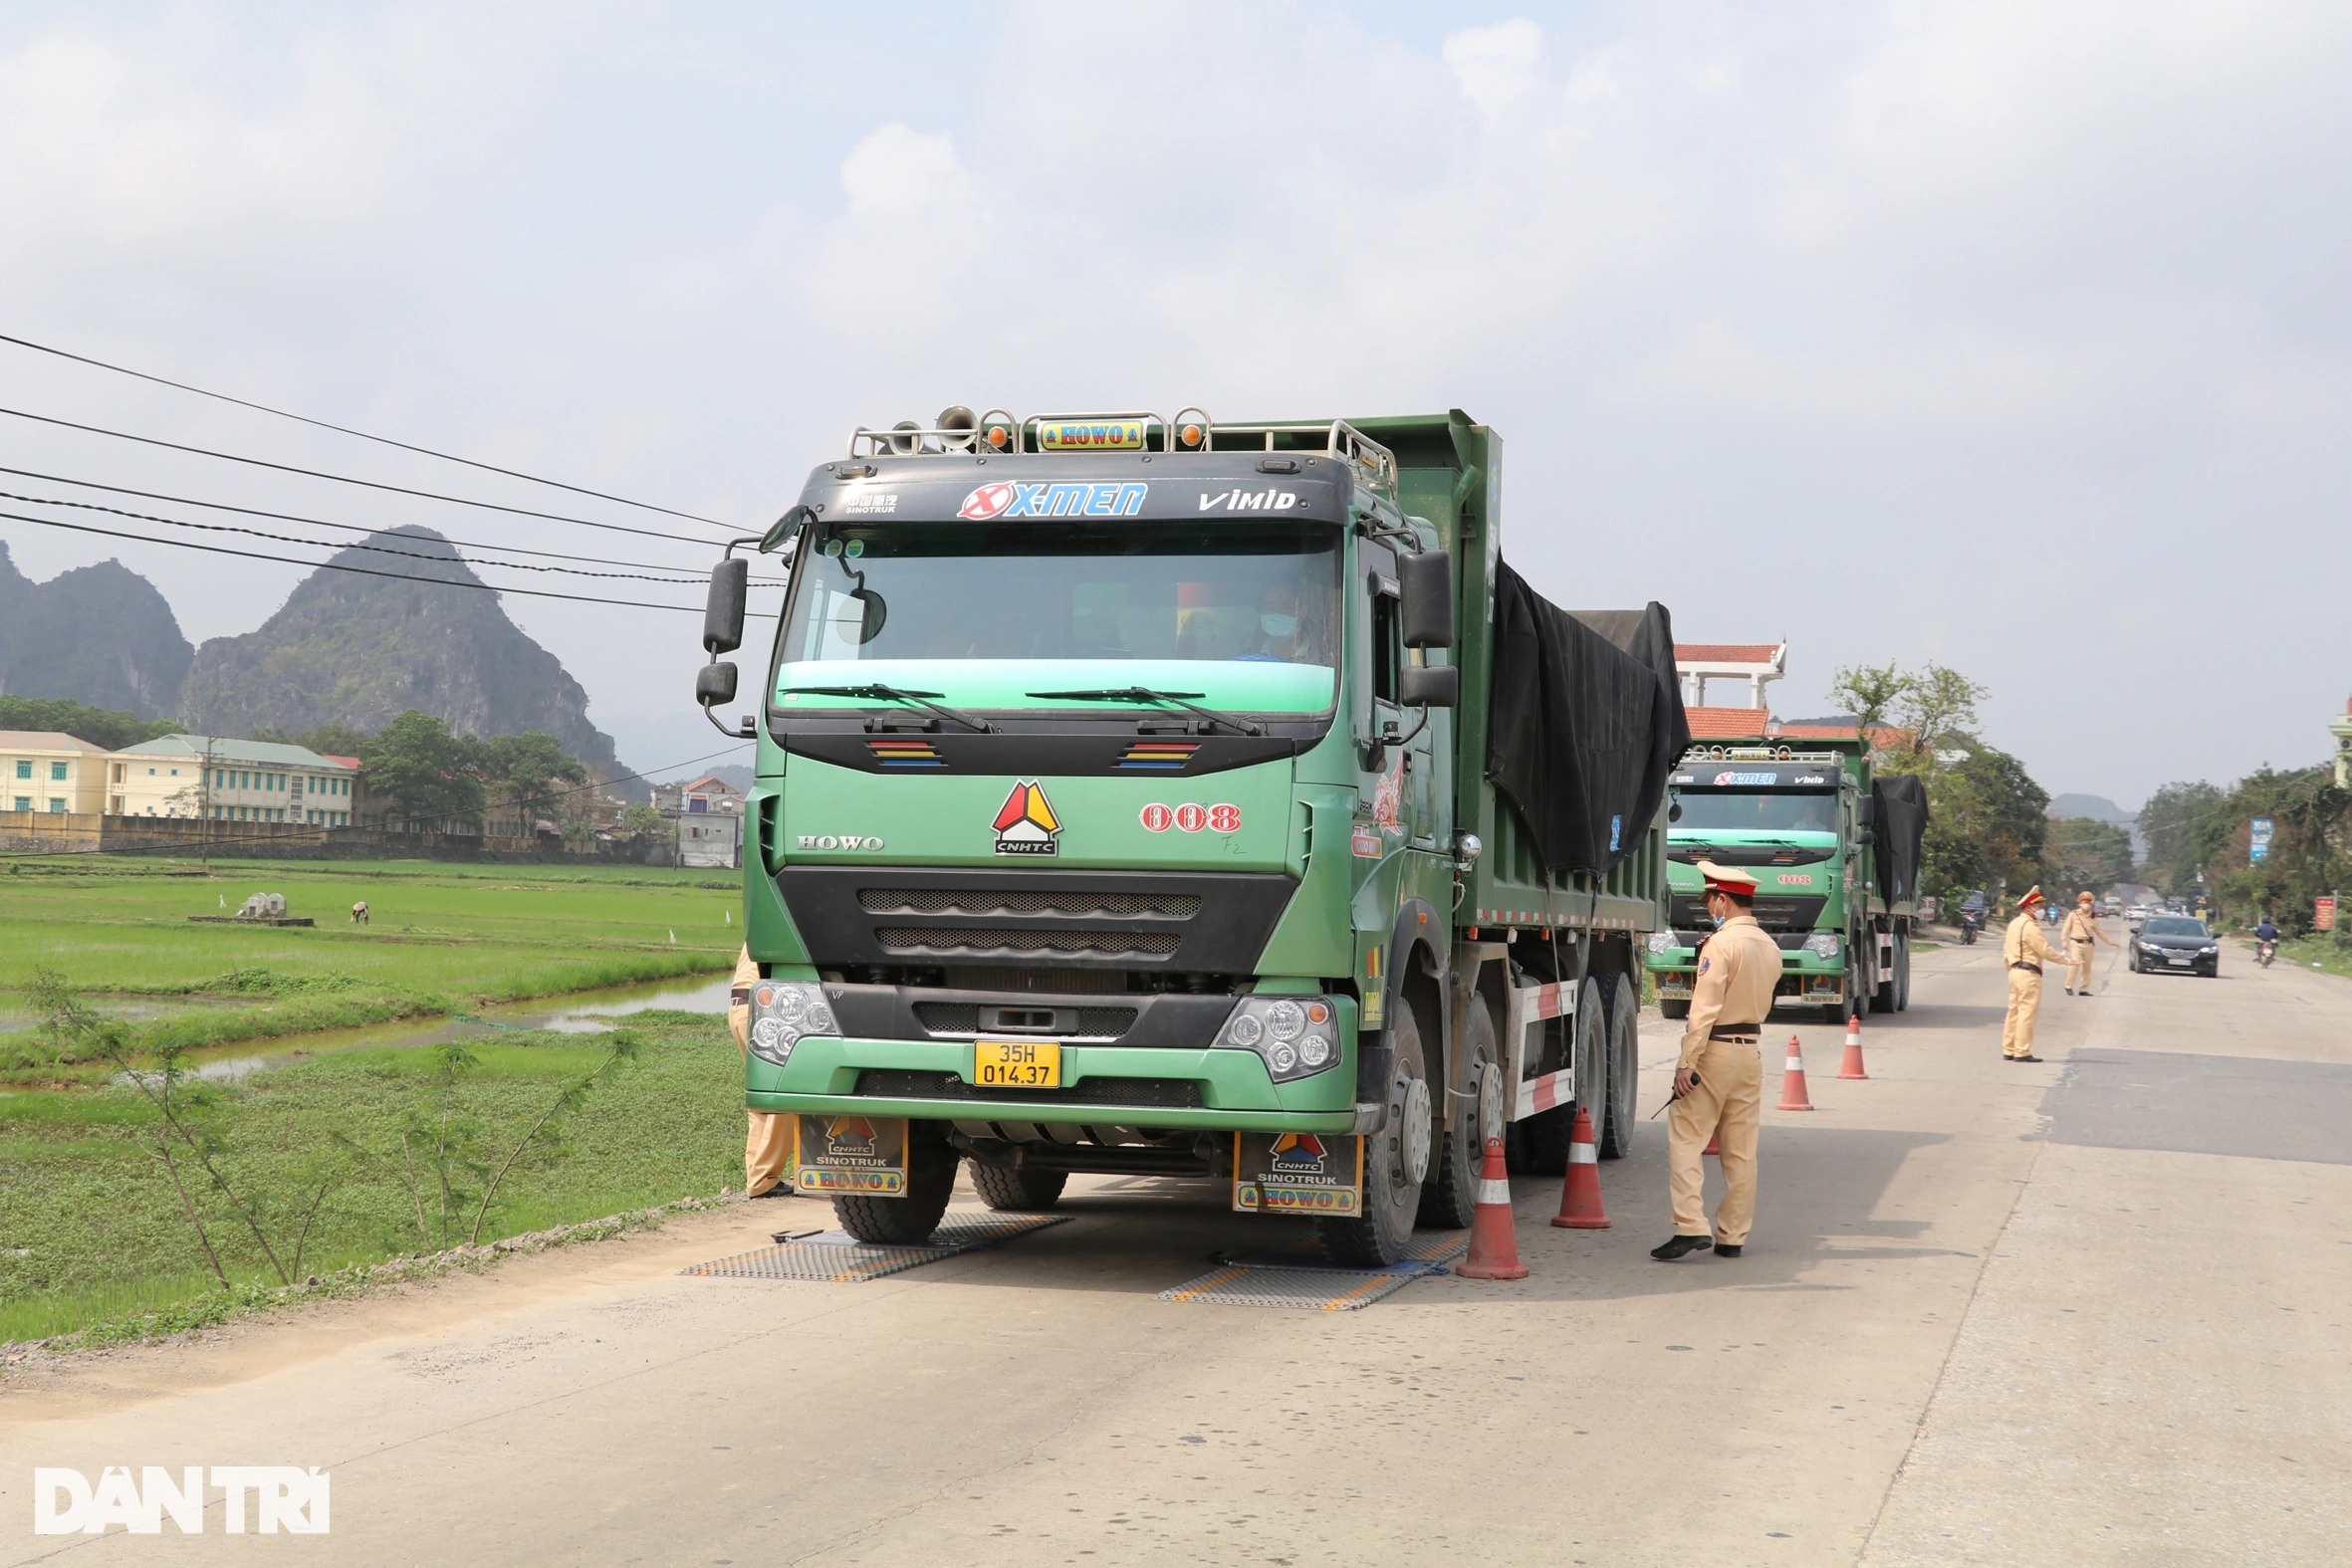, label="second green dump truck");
[693,407,1690,1265]
[1644,736,1929,1024]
